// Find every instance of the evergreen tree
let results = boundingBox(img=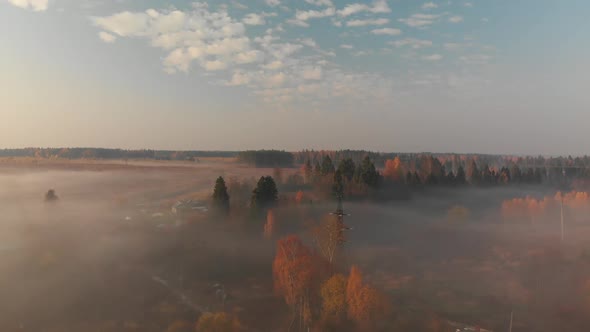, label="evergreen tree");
[332,170,344,200]
[321,155,336,176]
[360,156,380,187]
[212,176,230,215]
[446,170,456,185]
[337,158,356,181]
[455,166,467,185]
[251,176,279,212]
[303,159,313,183]
[467,159,481,185]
